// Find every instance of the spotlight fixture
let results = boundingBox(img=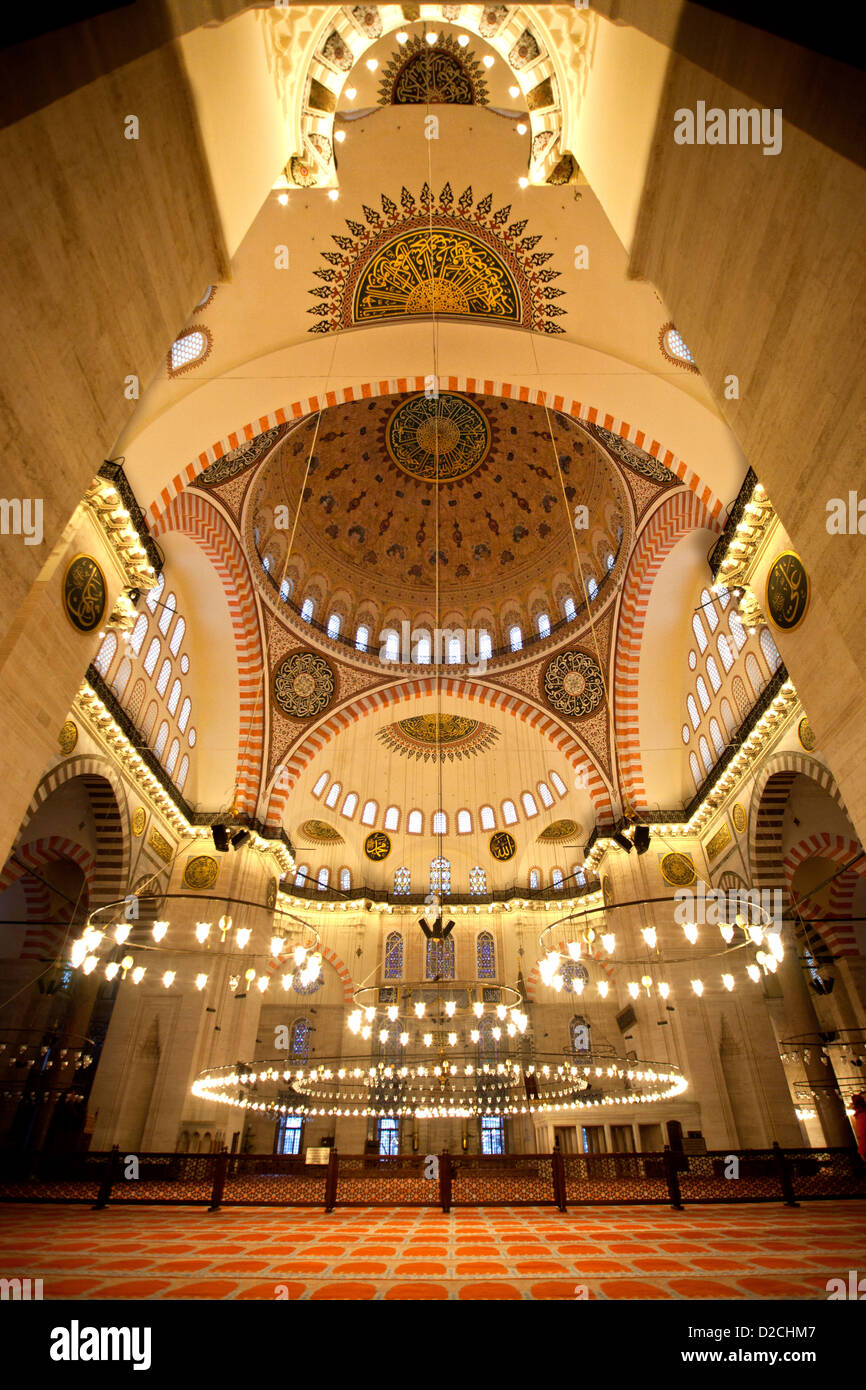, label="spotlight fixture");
[634,825,651,855]
[230,829,251,851]
[212,825,230,853]
[612,830,633,853]
[418,915,454,940]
